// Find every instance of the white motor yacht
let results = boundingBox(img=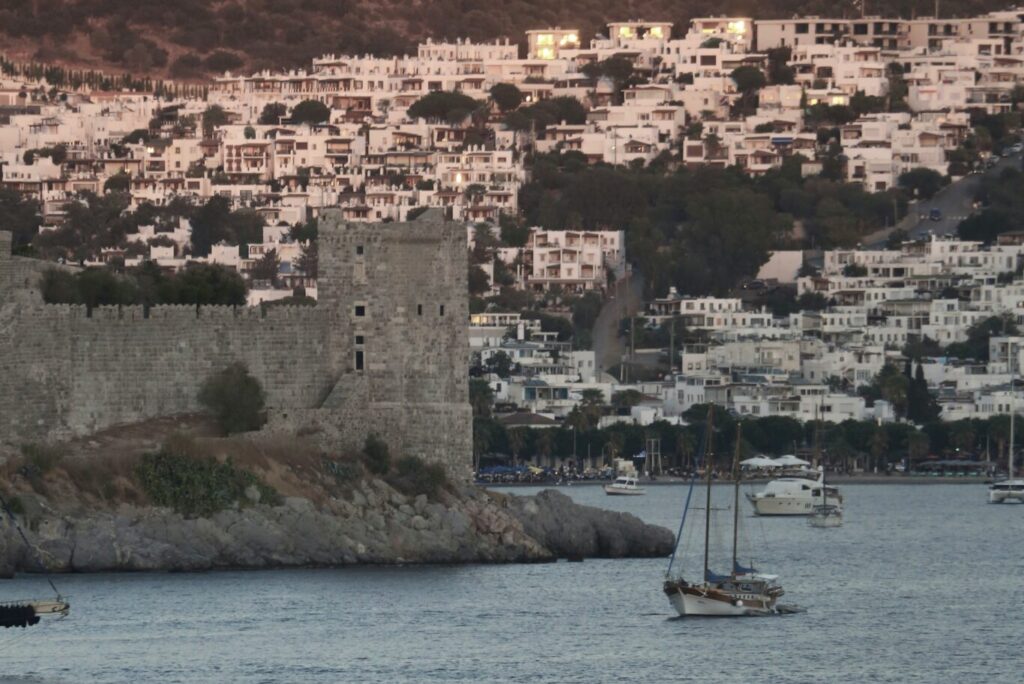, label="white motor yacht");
[989,479,1024,503]
[747,472,842,516]
[604,476,645,496]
